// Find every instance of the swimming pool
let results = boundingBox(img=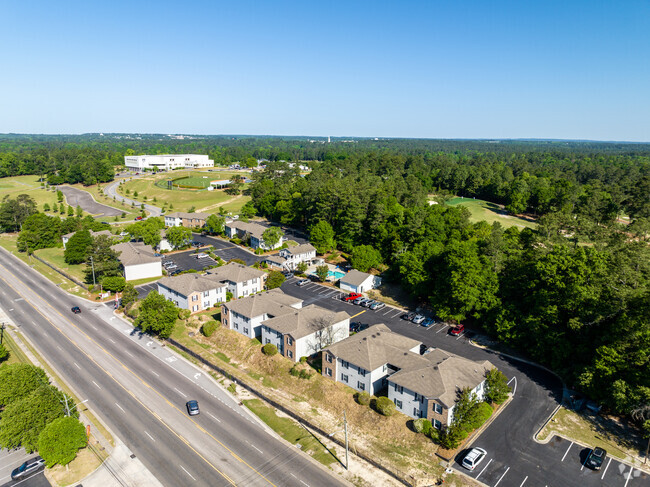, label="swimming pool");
[328,270,346,280]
